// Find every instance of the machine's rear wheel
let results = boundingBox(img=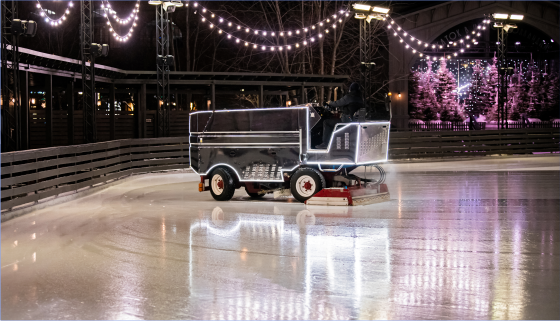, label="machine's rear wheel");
[290,168,325,203]
[210,168,236,201]
[245,186,265,198]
